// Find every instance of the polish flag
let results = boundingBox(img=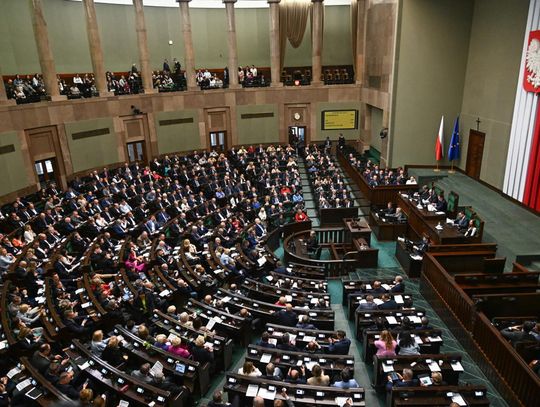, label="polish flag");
[435,116,444,161]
